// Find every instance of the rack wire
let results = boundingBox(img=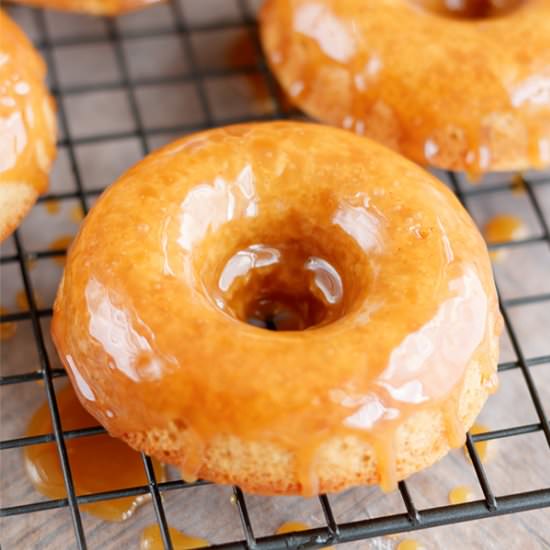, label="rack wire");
[1,1,549,548]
